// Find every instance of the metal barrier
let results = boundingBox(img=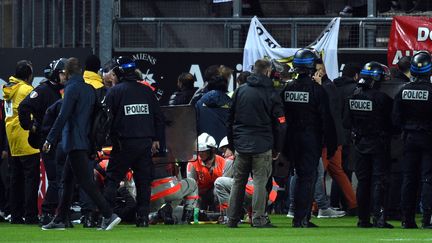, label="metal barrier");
[114,17,393,51]
[0,0,98,49]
